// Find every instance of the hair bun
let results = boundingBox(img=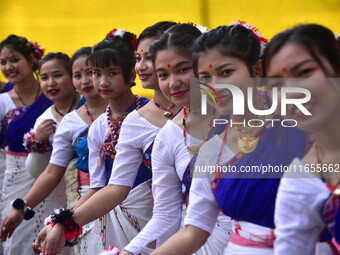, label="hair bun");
[106,28,137,51]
